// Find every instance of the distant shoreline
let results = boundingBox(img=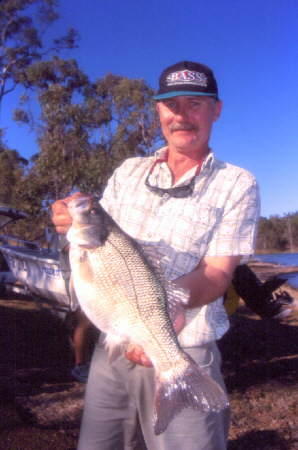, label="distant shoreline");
[255,250,298,255]
[249,259,298,277]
